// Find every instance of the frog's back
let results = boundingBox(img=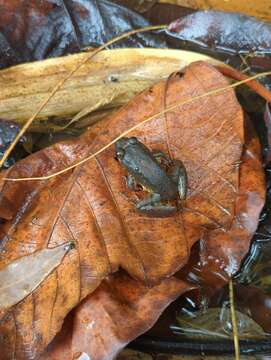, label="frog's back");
[124,144,177,200]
